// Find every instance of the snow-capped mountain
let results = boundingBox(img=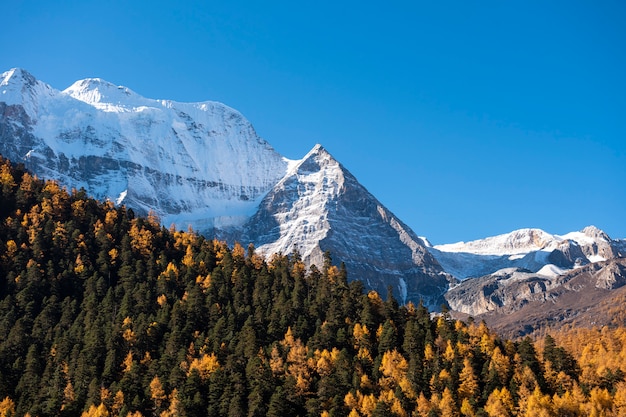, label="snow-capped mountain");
[240,144,451,305]
[429,226,625,280]
[0,68,448,307]
[436,226,626,318]
[0,68,289,233]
